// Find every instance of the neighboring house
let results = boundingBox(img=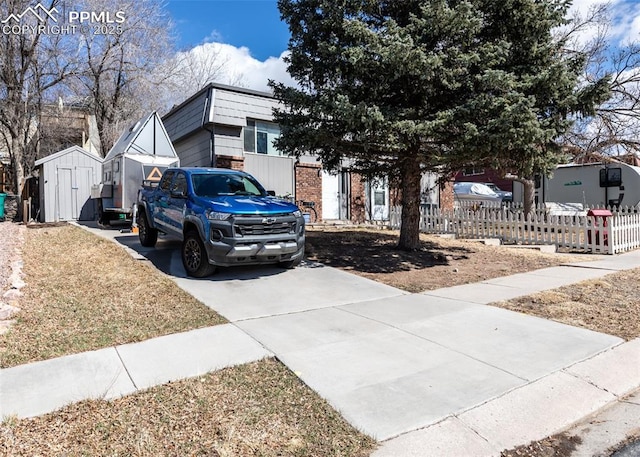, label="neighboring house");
[454,166,514,193]
[0,102,100,194]
[162,83,369,223]
[39,102,101,157]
